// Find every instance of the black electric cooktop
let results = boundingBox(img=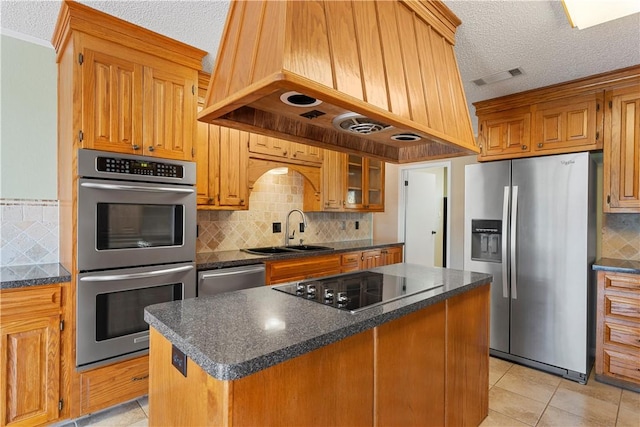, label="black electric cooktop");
[273,271,443,313]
